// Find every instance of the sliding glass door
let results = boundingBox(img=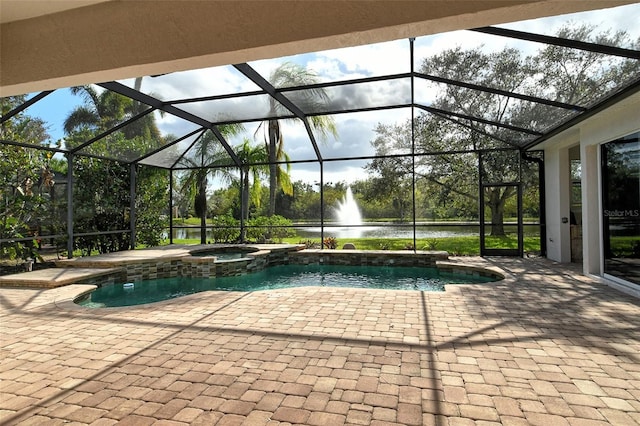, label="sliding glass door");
[601,132,640,286]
